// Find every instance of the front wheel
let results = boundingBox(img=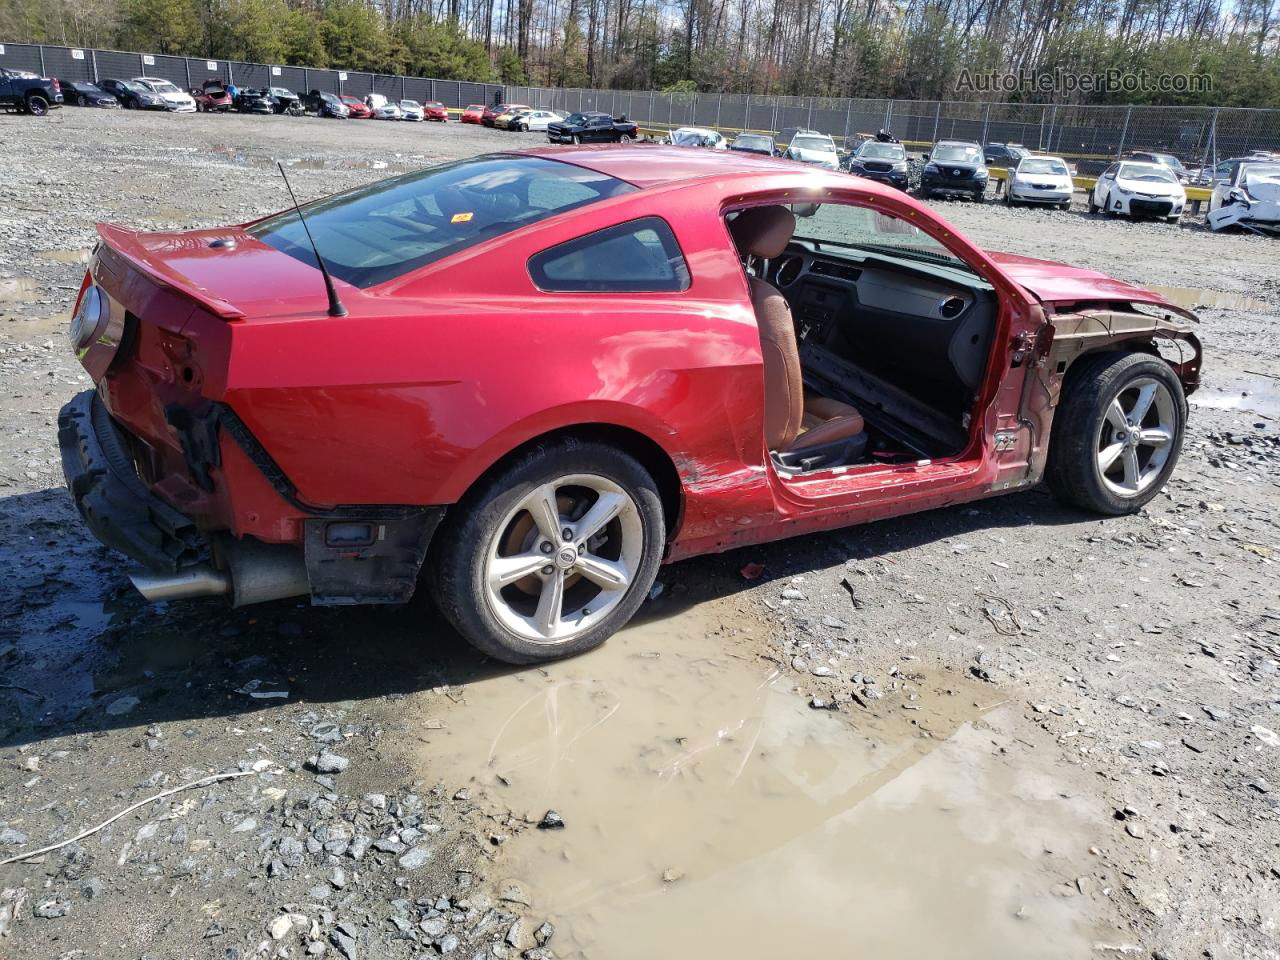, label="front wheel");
[619,134,633,143]
[571,134,581,145]
[1045,352,1186,515]
[25,95,50,116]
[429,439,666,664]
